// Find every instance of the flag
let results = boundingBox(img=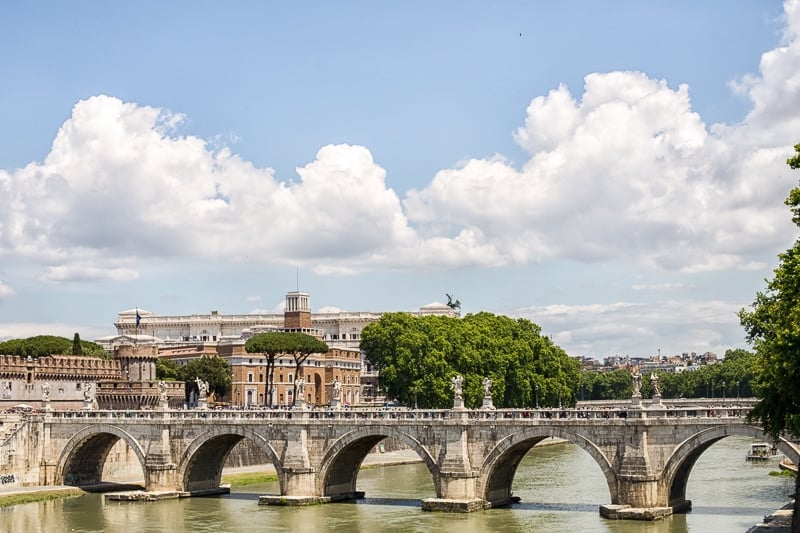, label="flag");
[135,309,141,327]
